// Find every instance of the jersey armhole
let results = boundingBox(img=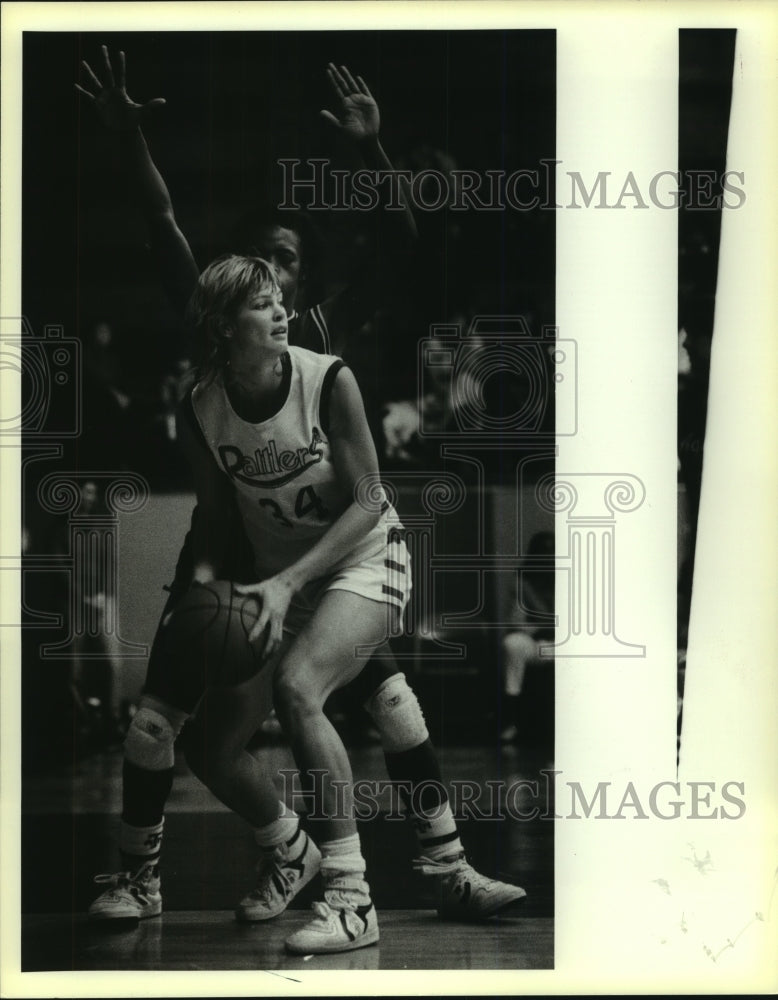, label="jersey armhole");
[179,387,211,453]
[319,359,347,436]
